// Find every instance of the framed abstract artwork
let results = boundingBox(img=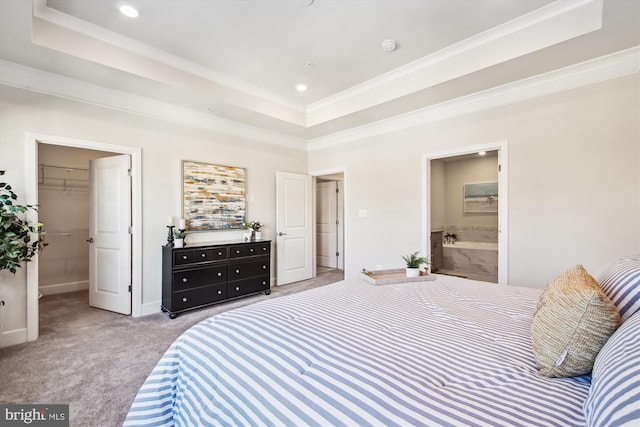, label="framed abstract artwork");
[463,182,498,213]
[182,161,247,231]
